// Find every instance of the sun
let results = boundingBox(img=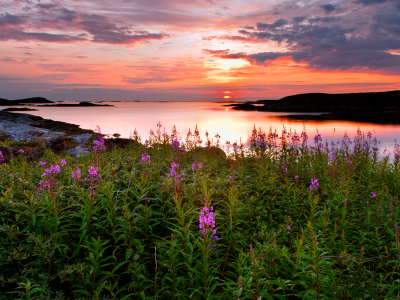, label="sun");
[224,95,231,99]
